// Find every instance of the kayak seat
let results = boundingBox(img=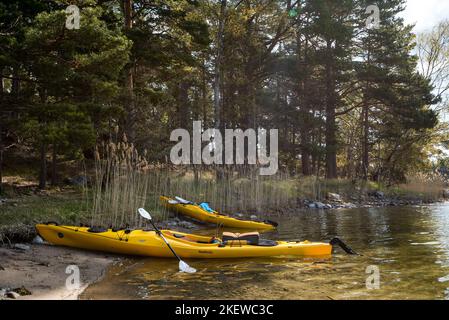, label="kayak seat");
[222,232,259,245]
